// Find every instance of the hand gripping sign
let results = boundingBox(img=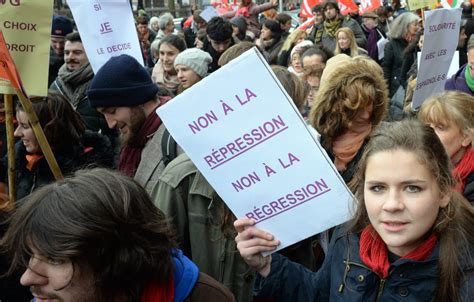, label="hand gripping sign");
[157,48,353,254]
